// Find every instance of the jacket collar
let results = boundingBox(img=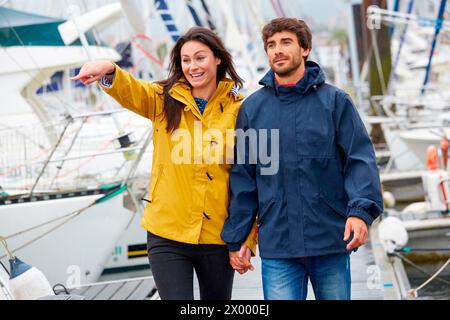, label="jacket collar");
[259,61,325,95]
[171,77,243,120]
[172,77,243,102]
